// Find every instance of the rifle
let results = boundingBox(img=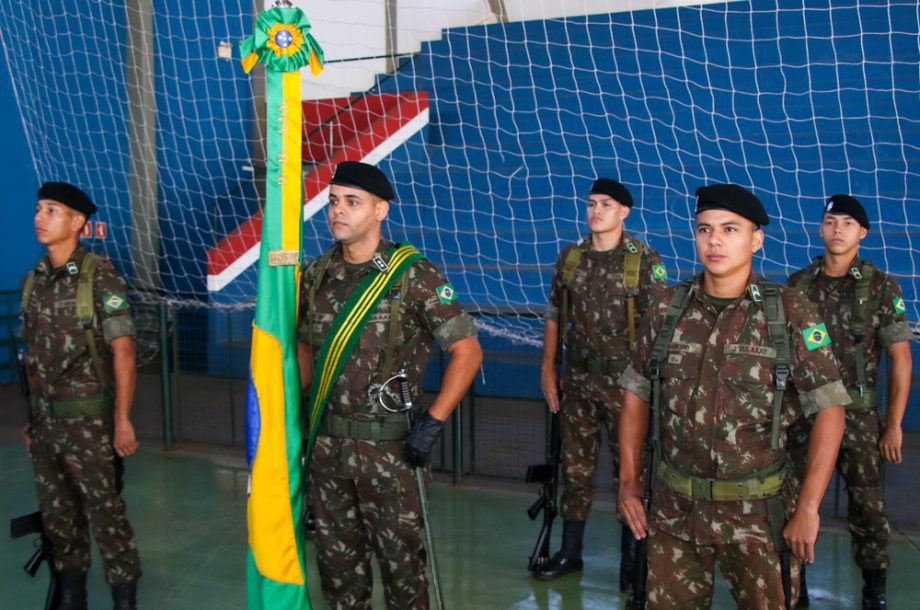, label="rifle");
[11,349,60,610]
[526,304,566,573]
[626,370,659,609]
[526,412,561,572]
